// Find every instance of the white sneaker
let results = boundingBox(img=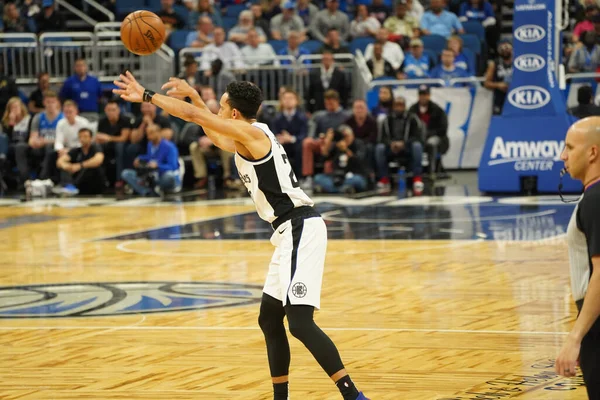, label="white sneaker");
[300,176,313,190]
